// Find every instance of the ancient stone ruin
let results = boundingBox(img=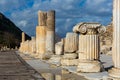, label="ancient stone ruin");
[19,0,120,78]
[19,10,55,59]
